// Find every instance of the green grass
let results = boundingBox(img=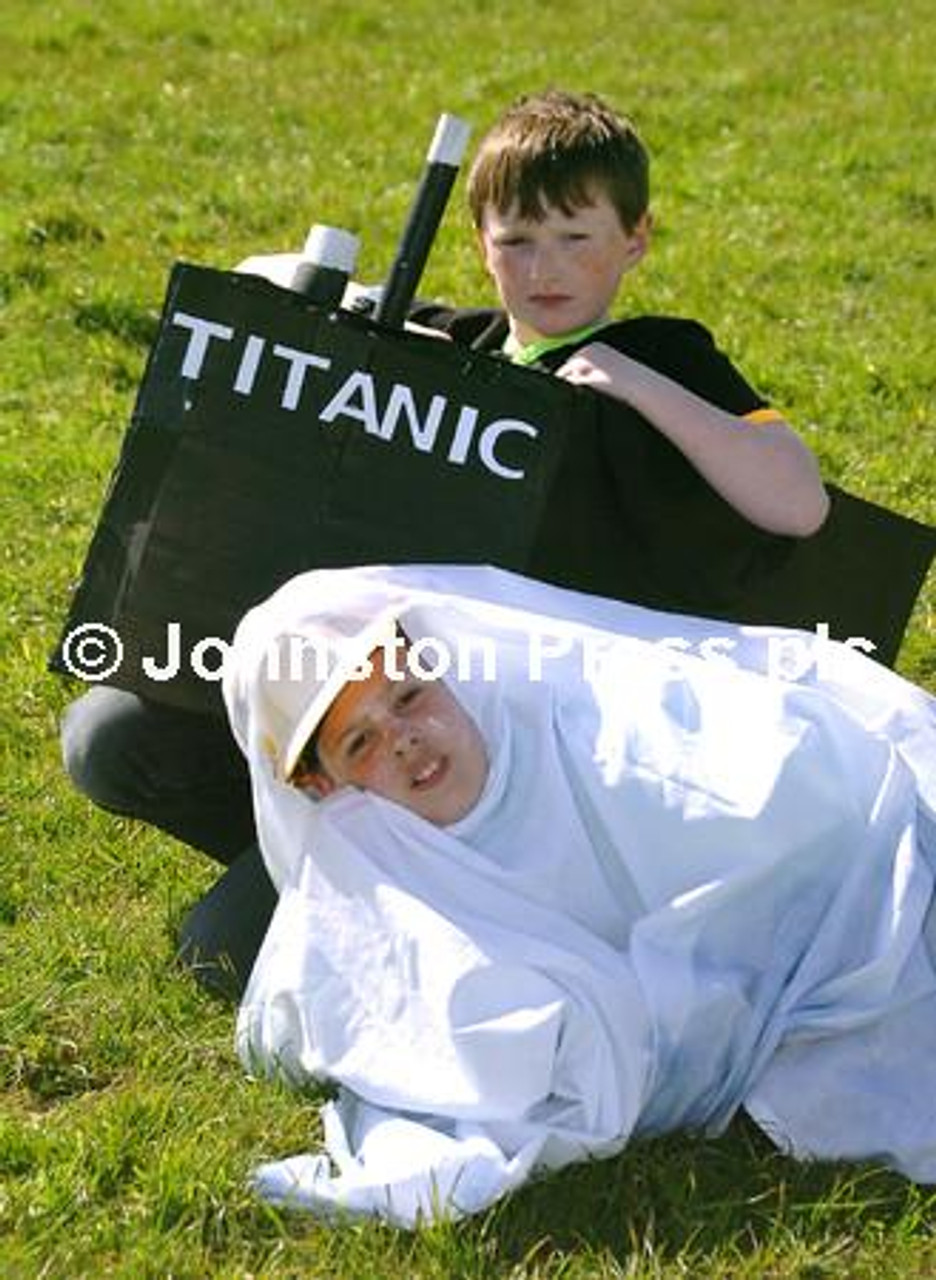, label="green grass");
[1,0,934,1274]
